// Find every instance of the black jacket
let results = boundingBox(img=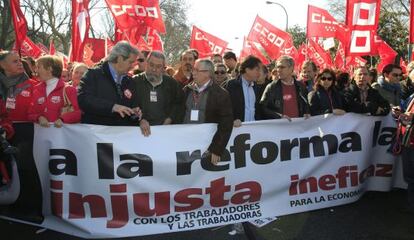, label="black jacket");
[260,80,310,119]
[400,78,414,101]
[183,82,233,156]
[225,77,264,121]
[78,61,140,126]
[308,87,344,116]
[343,83,390,116]
[133,73,184,125]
